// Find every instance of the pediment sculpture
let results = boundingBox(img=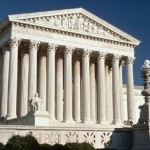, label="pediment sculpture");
[19,13,124,41]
